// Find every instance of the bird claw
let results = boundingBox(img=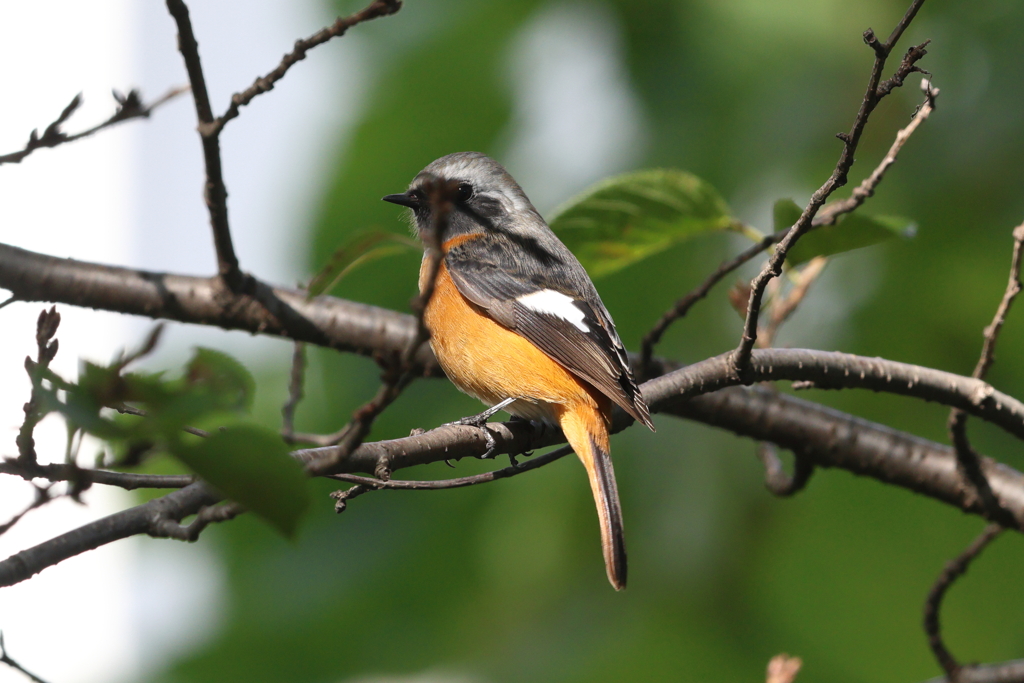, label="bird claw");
[444,397,516,460]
